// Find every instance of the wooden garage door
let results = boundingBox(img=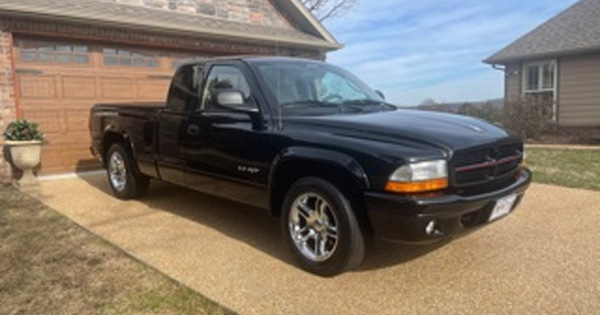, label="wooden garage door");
[14,38,203,174]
